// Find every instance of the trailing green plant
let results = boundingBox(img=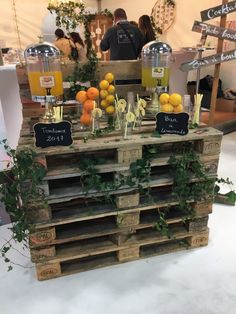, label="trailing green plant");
[214,177,236,205]
[0,140,46,270]
[155,209,173,239]
[77,153,153,206]
[168,142,215,215]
